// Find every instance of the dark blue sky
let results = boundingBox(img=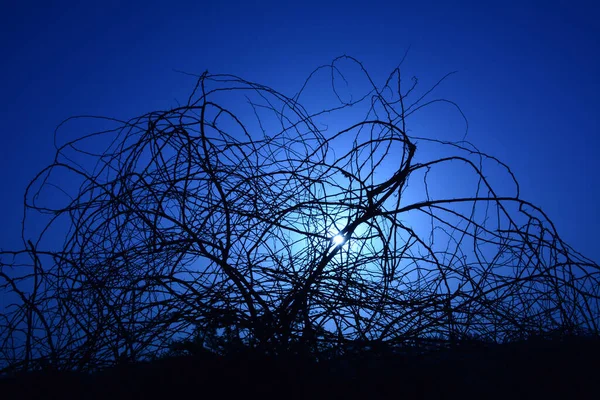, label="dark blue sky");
[1,0,599,262]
